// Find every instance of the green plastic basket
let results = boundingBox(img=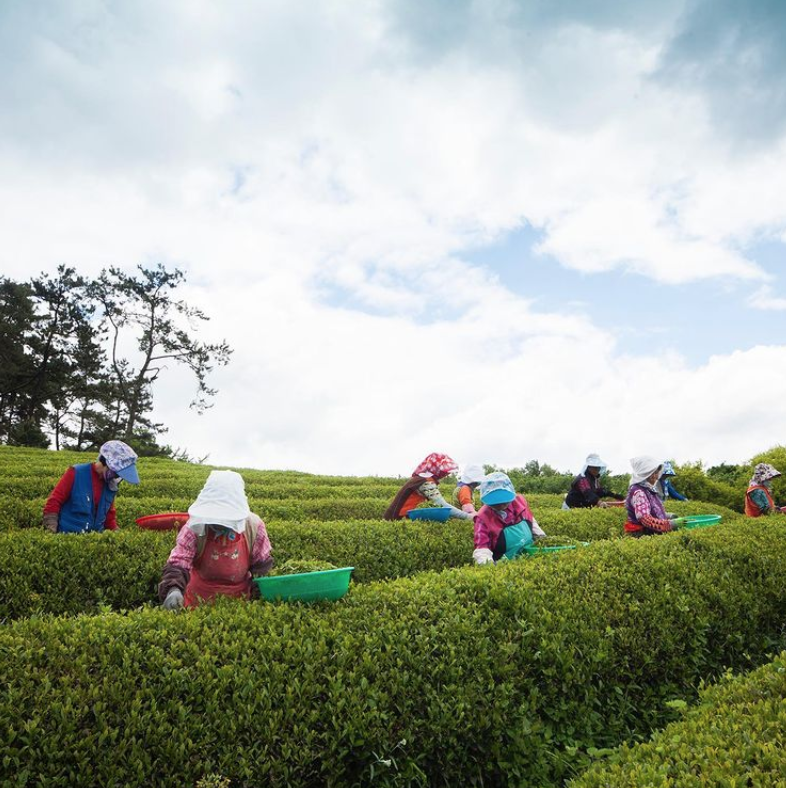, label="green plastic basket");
[672,514,722,530]
[253,567,354,603]
[521,541,590,556]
